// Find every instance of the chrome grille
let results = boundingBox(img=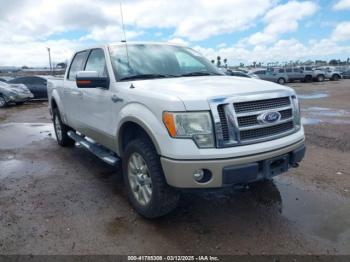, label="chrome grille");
[240,121,294,141]
[233,97,290,113]
[237,108,293,127]
[211,93,298,147]
[217,105,229,141]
